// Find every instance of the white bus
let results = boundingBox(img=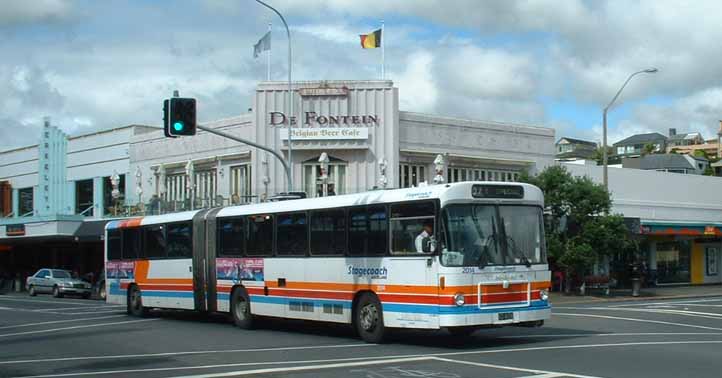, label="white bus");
[105,181,550,342]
